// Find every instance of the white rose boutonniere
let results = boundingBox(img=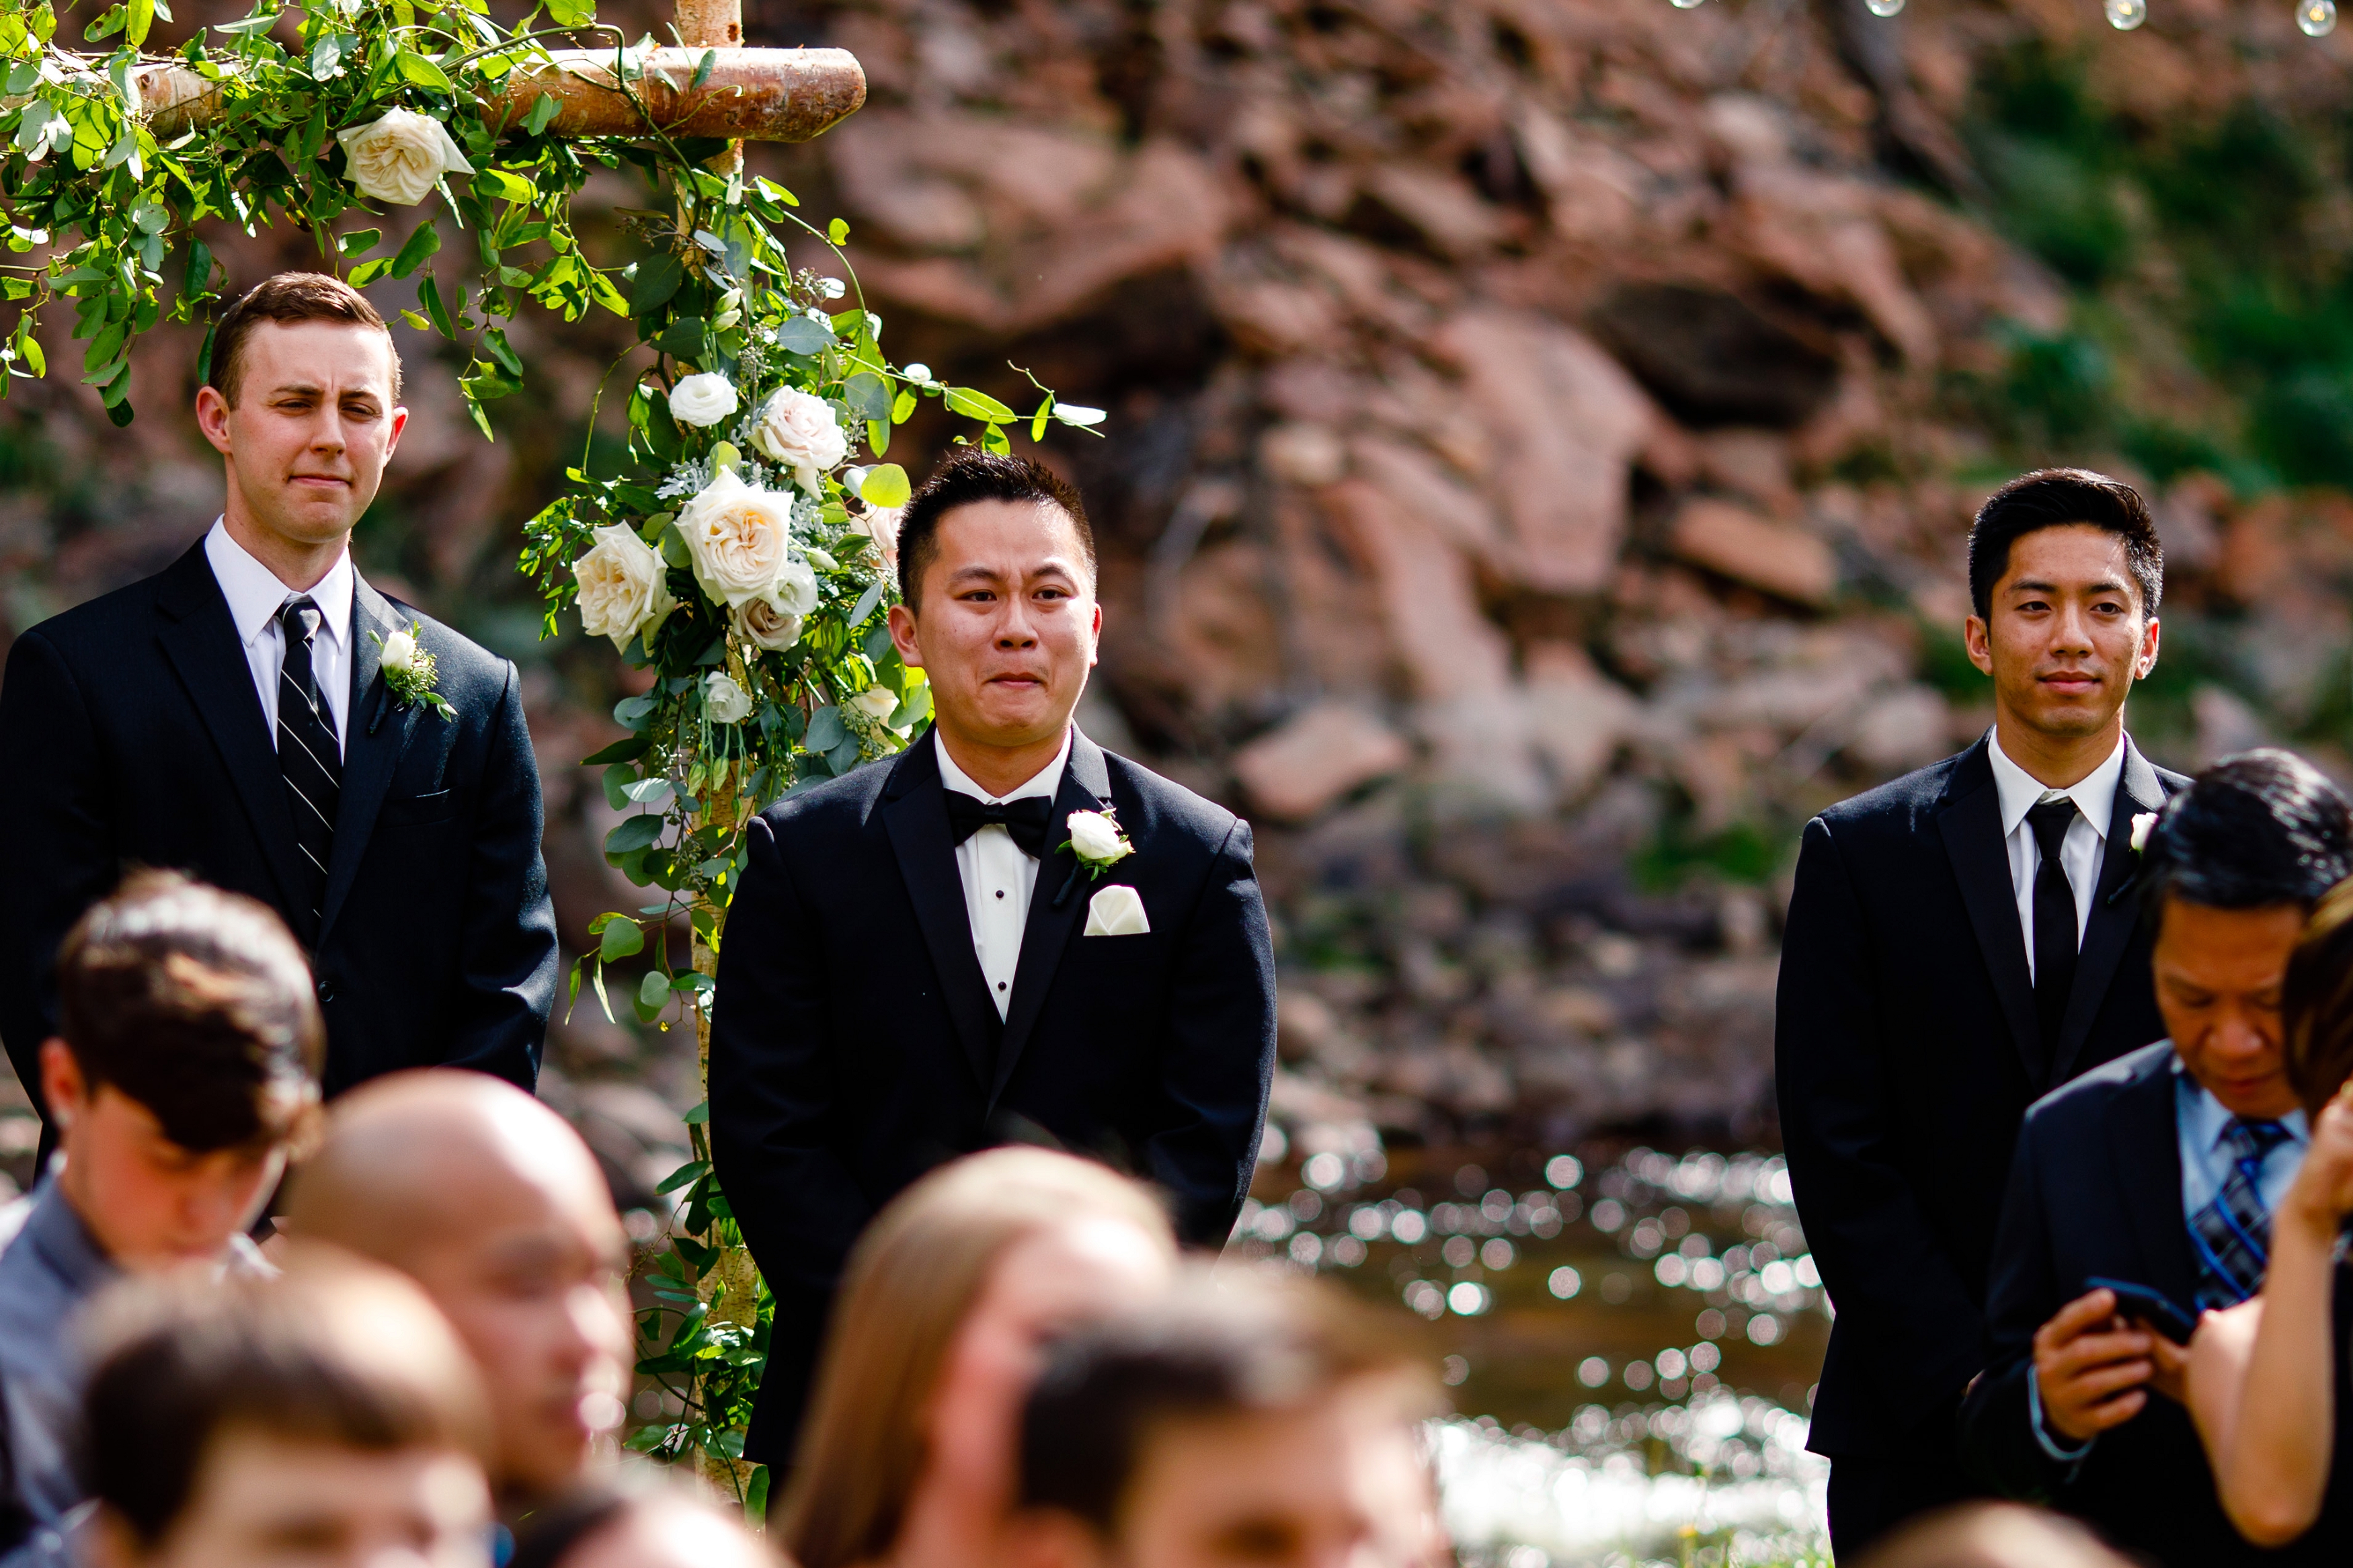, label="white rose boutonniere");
[676,468,795,608]
[703,671,754,725]
[1064,808,1135,877]
[371,619,453,720]
[335,109,474,206]
[667,372,738,429]
[750,387,848,489]
[2130,811,2159,855]
[572,523,678,652]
